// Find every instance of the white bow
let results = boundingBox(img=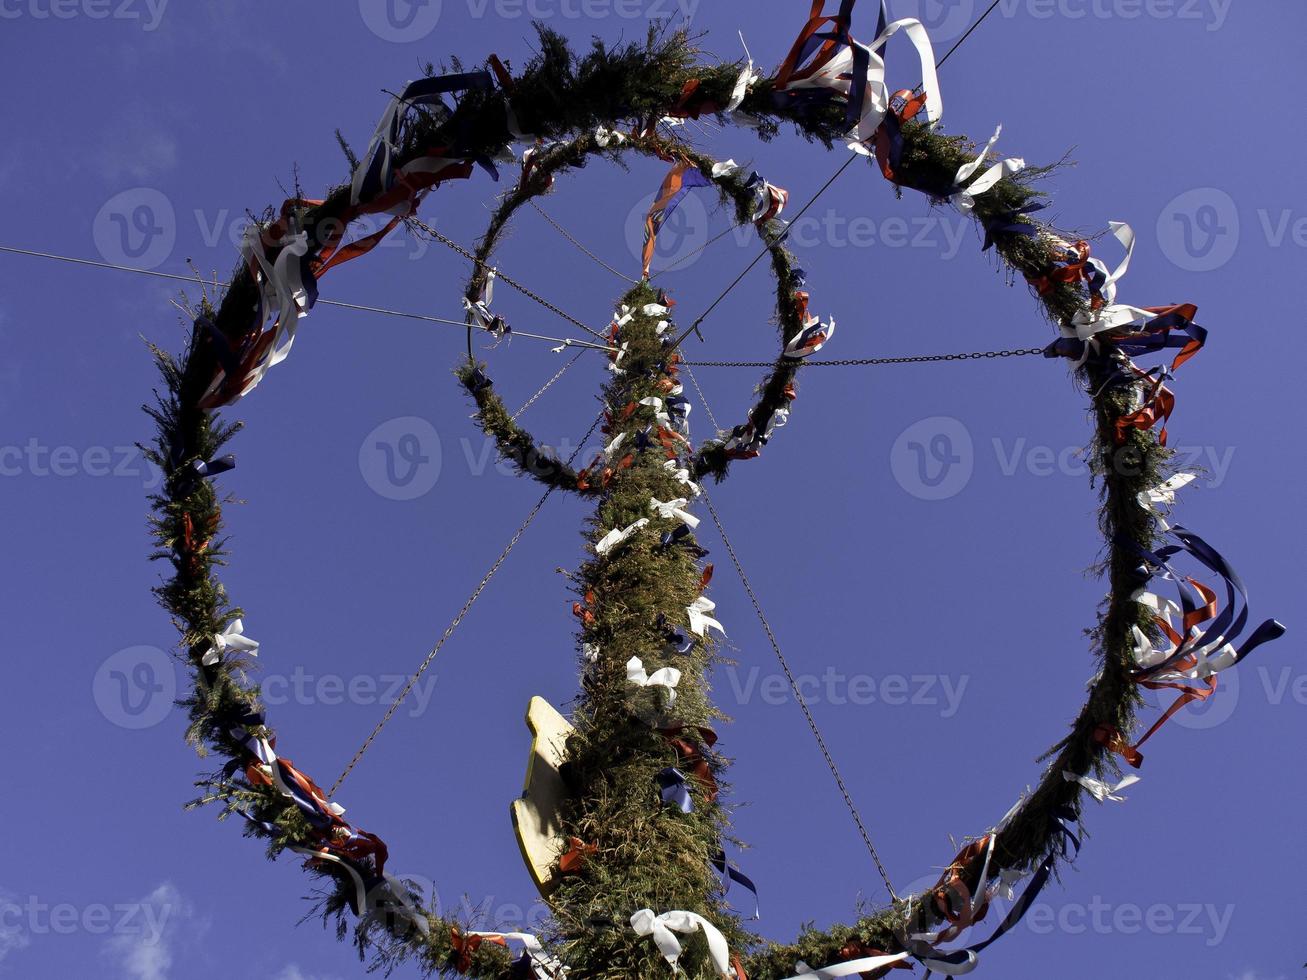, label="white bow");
[650,496,699,529]
[203,618,260,666]
[663,460,701,497]
[639,397,671,425]
[1063,770,1140,803]
[630,909,732,977]
[596,519,650,556]
[950,126,1024,213]
[687,596,725,637]
[626,657,682,706]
